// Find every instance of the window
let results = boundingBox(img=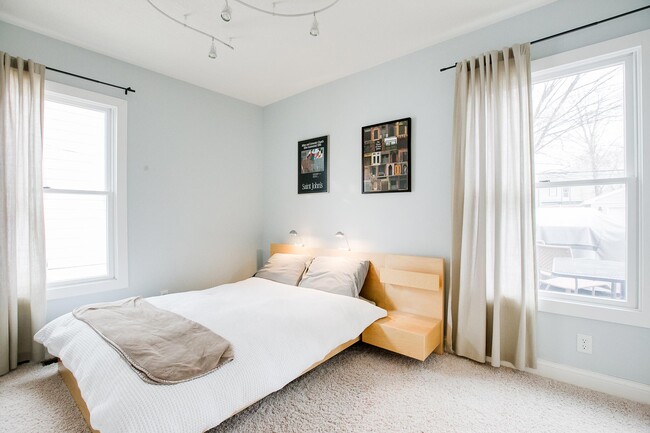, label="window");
[43,82,128,299]
[532,30,649,327]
